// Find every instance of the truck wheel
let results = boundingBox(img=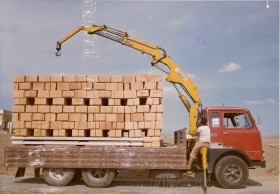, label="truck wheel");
[214,156,248,189]
[43,168,75,186]
[82,169,116,188]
